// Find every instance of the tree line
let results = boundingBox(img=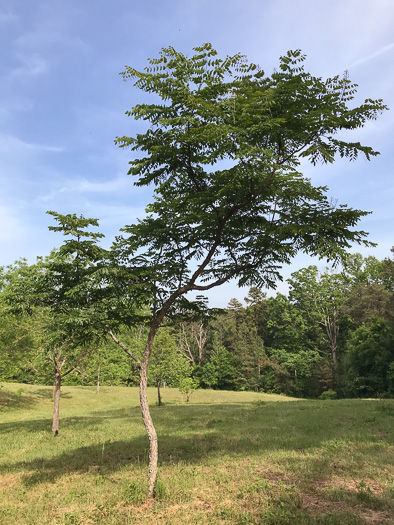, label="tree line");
[1,251,393,401]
